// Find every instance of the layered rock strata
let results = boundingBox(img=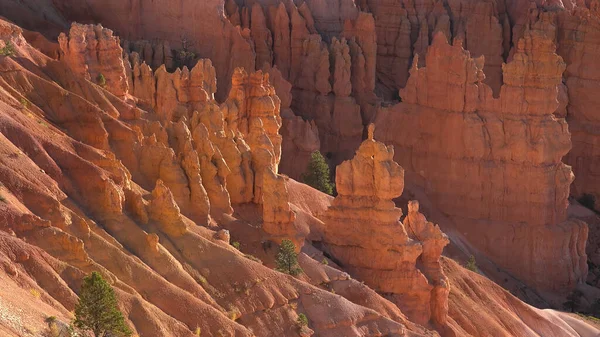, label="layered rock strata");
[375,30,588,292]
[58,23,129,98]
[0,19,432,337]
[224,0,374,166]
[321,125,449,326]
[359,0,507,98]
[57,21,299,244]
